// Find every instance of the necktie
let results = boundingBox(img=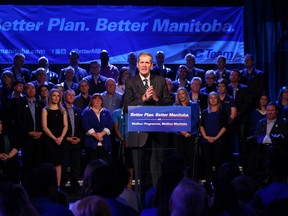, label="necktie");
[143,79,149,90]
